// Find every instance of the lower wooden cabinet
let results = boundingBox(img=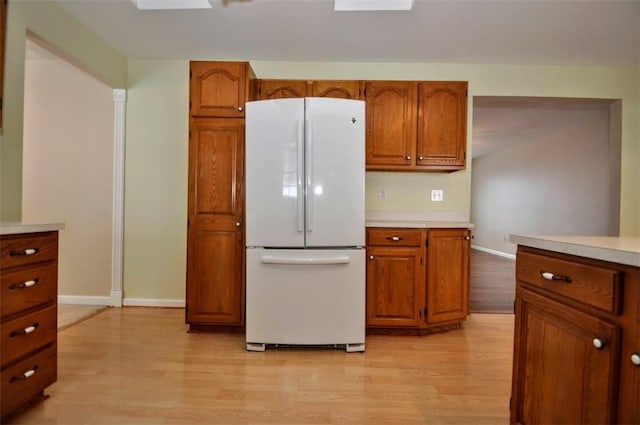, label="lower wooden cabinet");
[510,245,640,424]
[1,230,59,420]
[366,227,470,331]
